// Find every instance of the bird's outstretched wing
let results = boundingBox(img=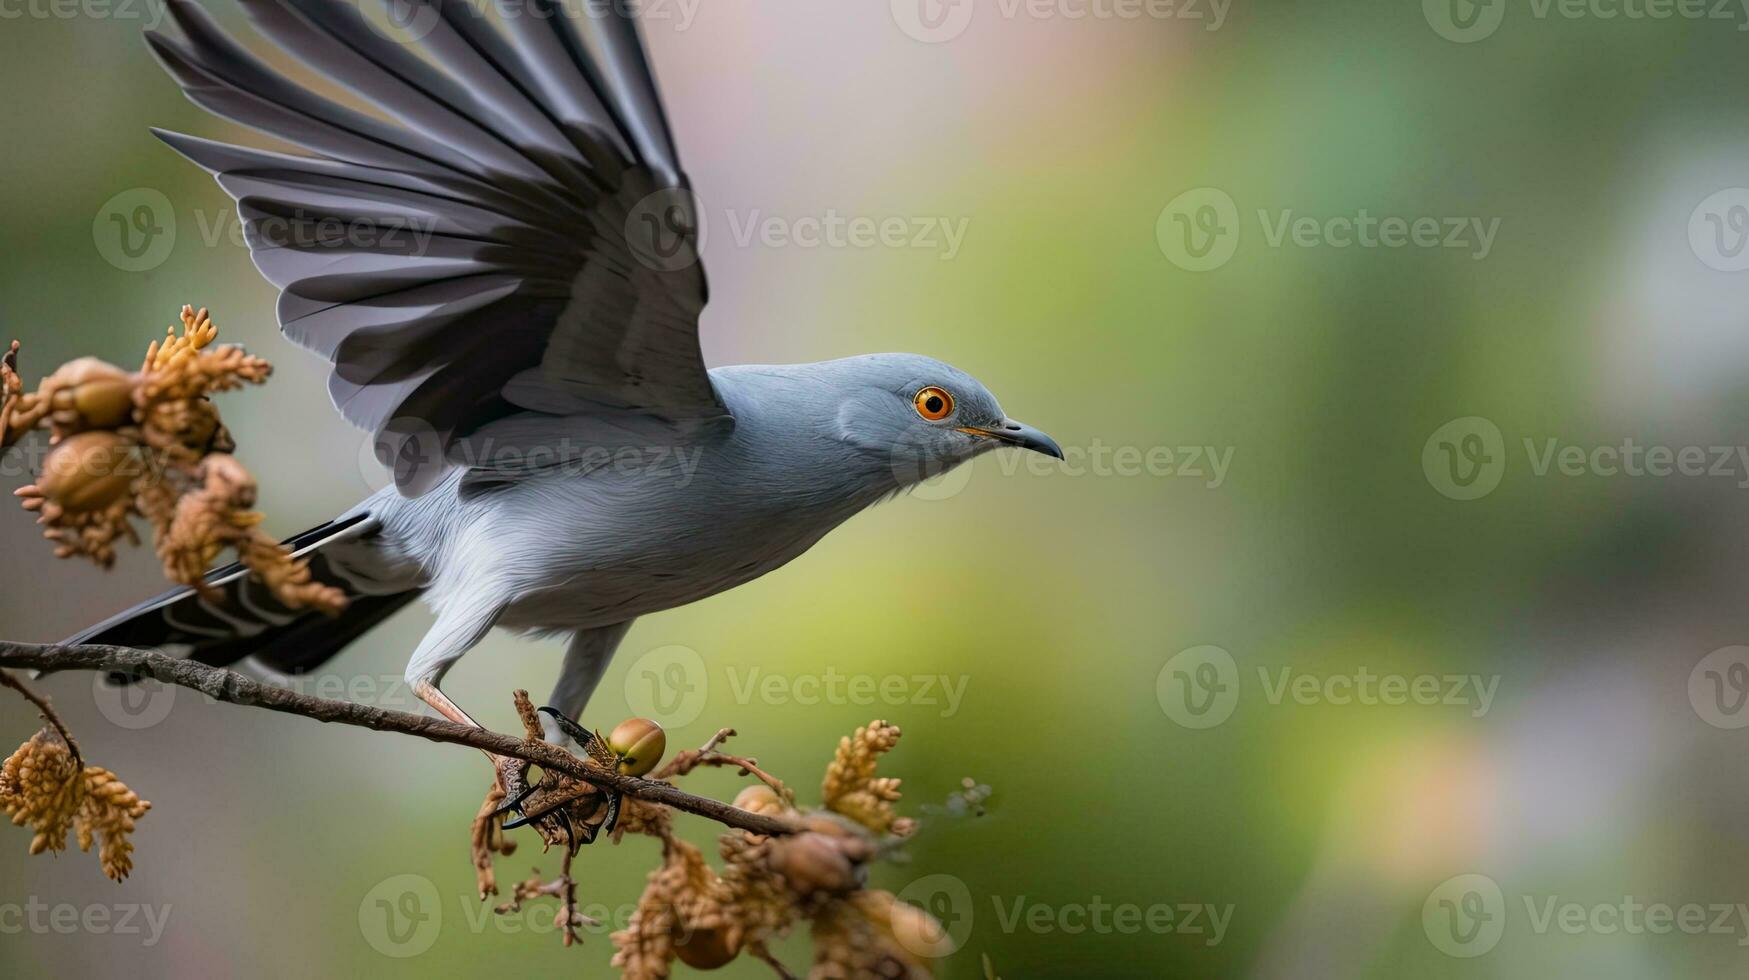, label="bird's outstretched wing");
[147,0,725,494]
